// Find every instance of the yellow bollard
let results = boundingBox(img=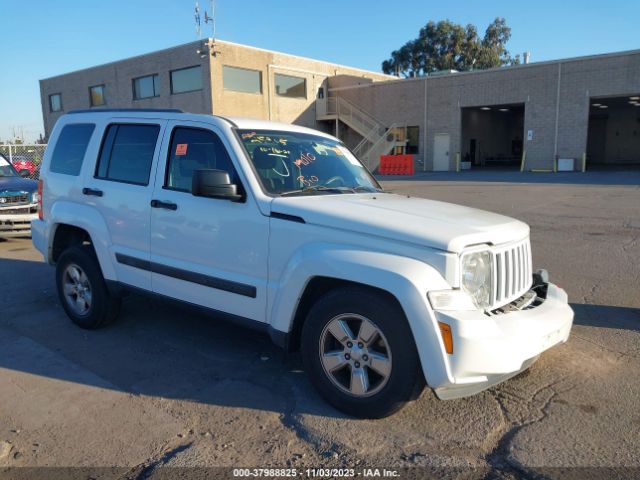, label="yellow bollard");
[520,150,527,172]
